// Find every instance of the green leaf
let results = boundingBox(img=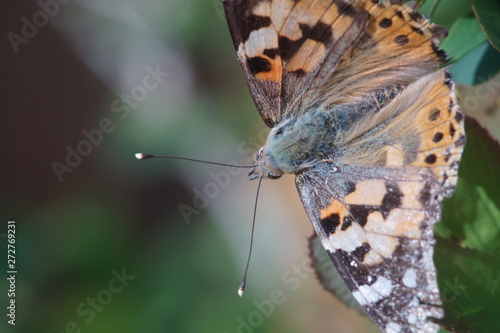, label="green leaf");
[437,117,500,254]
[471,0,500,51]
[434,237,500,333]
[418,0,472,30]
[448,42,500,85]
[440,16,487,64]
